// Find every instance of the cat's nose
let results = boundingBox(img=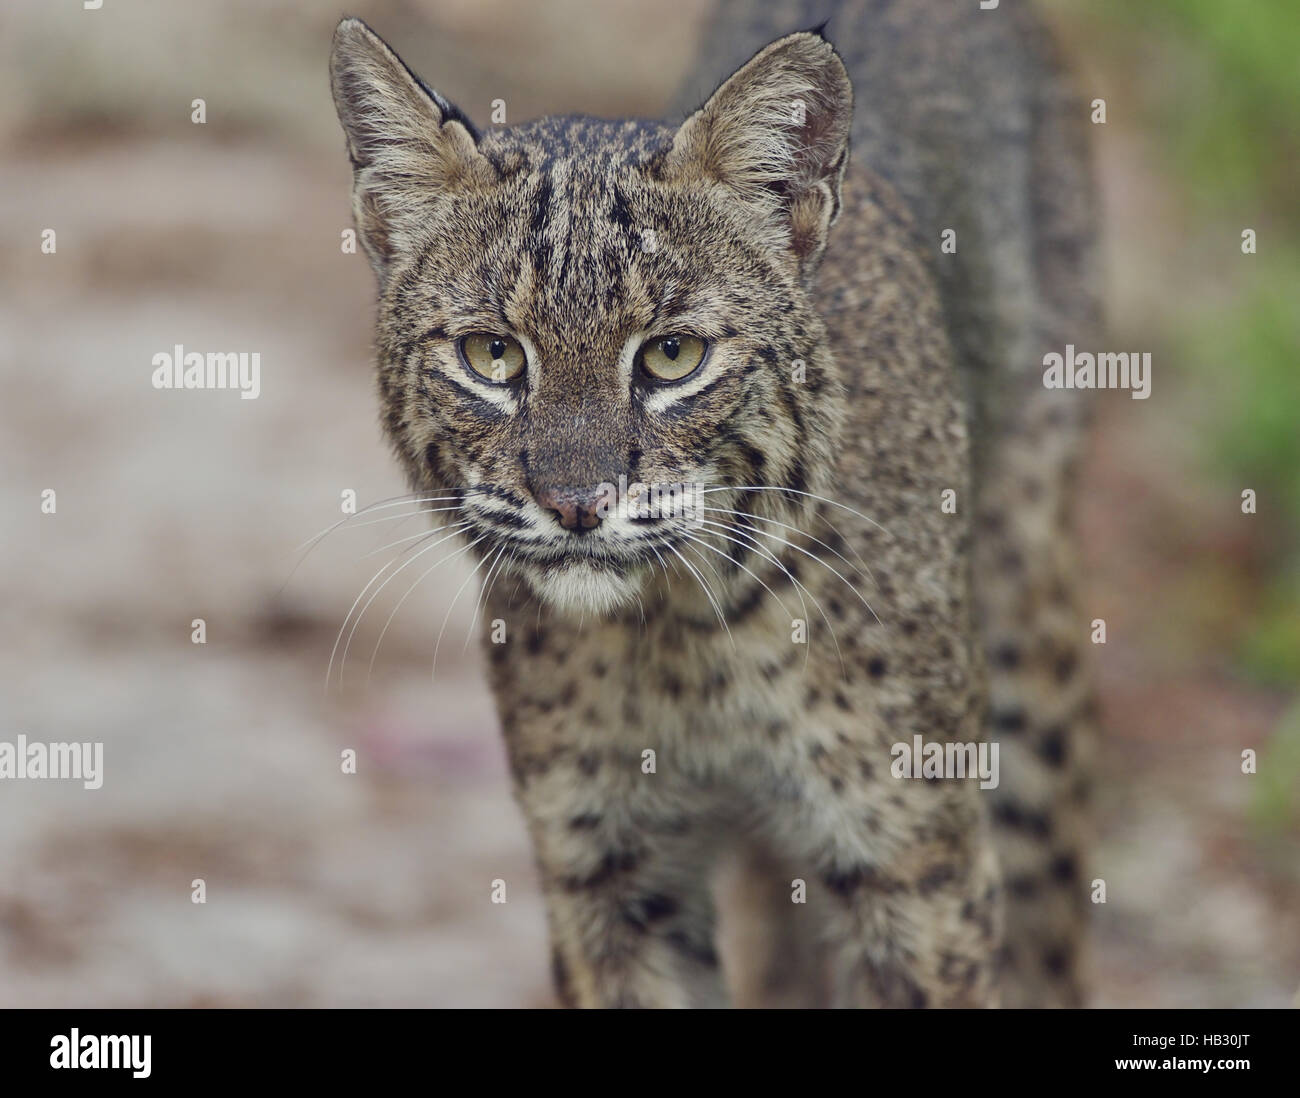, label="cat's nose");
[535,484,612,533]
